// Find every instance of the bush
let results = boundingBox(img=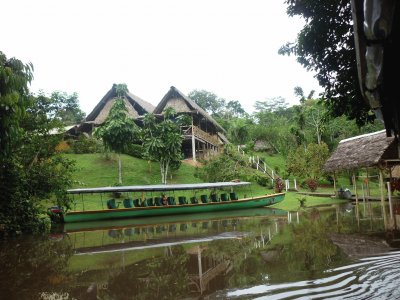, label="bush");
[71,136,102,154]
[275,177,284,193]
[253,173,270,187]
[124,143,145,159]
[306,178,318,192]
